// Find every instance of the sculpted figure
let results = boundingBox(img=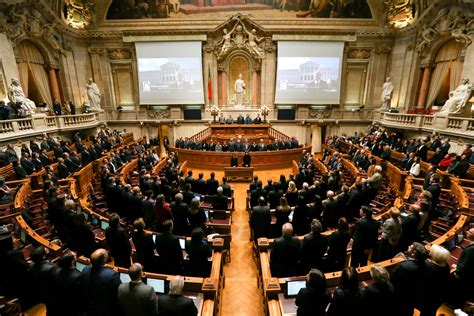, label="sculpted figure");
[381,77,394,109]
[8,78,36,115]
[85,77,101,111]
[437,78,472,116]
